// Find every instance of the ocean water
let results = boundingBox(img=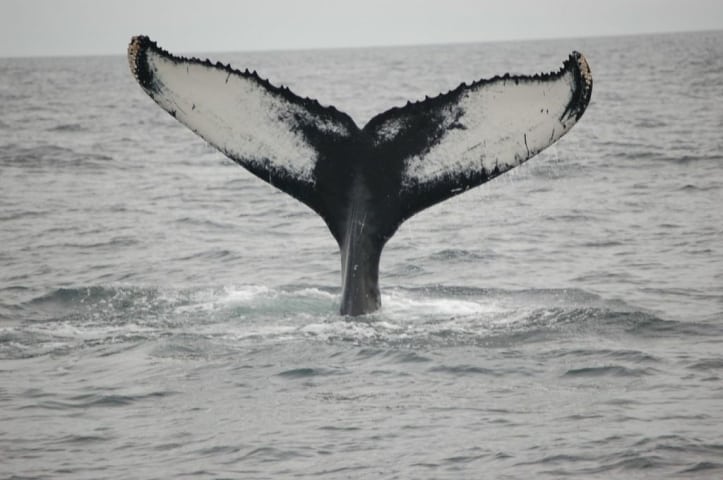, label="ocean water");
[1,30,722,478]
